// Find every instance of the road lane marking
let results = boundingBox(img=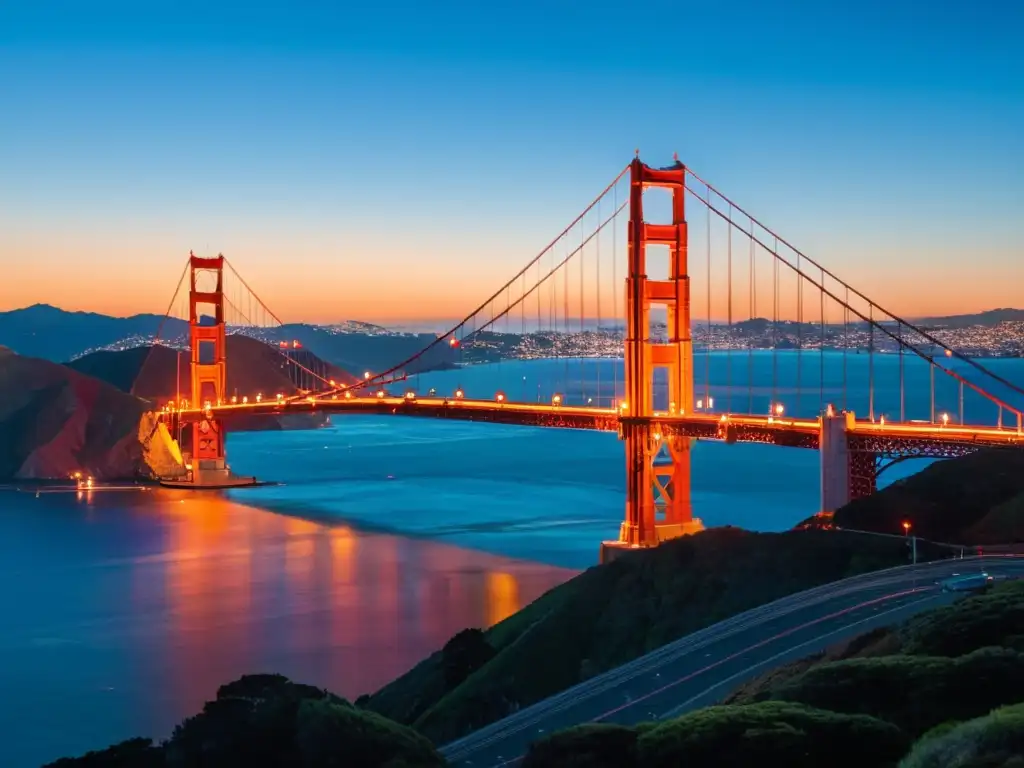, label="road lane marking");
[658,592,944,718]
